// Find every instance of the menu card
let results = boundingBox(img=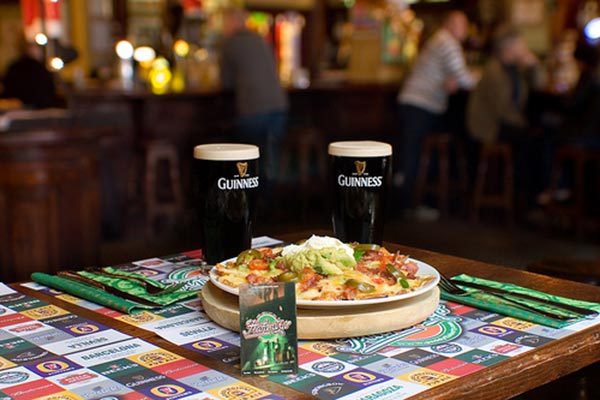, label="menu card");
[239,282,298,375]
